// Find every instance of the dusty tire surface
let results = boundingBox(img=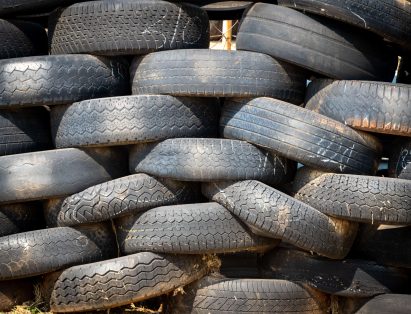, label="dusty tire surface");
[221,97,381,174]
[0,147,128,203]
[116,202,278,255]
[388,139,411,180]
[305,80,411,136]
[0,55,129,108]
[51,95,219,148]
[129,138,294,185]
[131,49,307,103]
[355,294,411,314]
[237,3,397,81]
[49,0,210,56]
[0,202,44,237]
